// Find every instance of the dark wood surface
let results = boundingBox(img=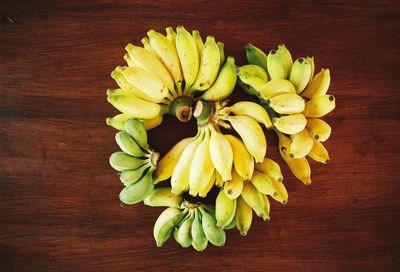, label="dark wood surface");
[1,1,399,271]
